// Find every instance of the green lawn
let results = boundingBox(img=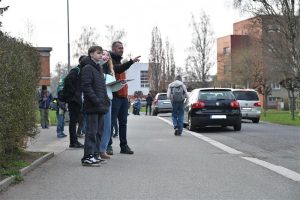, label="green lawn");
[260,110,300,126]
[36,110,57,125]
